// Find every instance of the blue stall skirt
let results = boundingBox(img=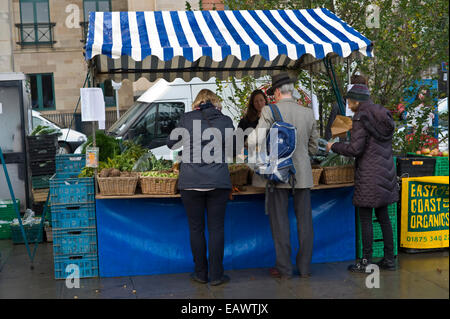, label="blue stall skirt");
[96,187,355,277]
